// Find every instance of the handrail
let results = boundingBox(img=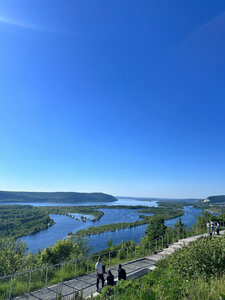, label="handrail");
[0,220,224,299]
